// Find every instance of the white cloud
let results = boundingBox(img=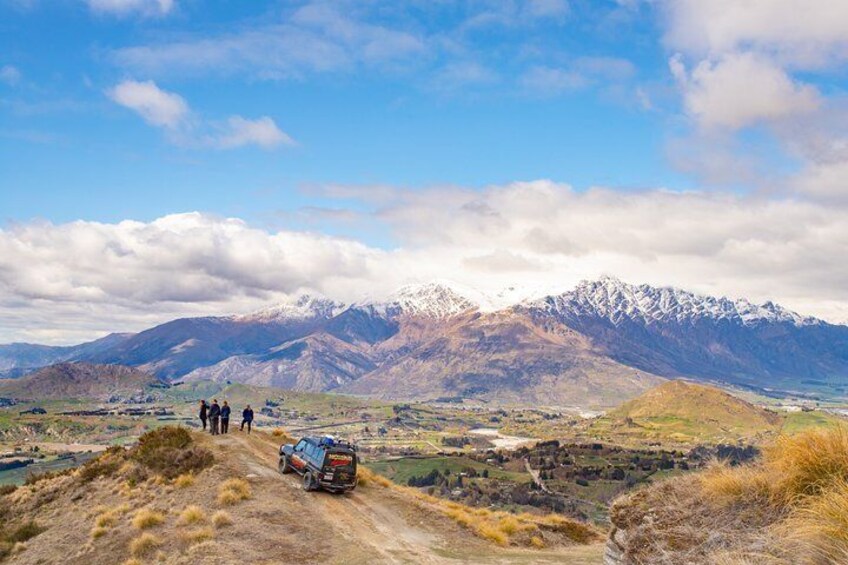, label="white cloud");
[88,0,174,17]
[107,80,293,150]
[3,182,848,343]
[662,0,848,69]
[671,52,821,130]
[213,116,294,150]
[0,65,21,86]
[108,80,188,129]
